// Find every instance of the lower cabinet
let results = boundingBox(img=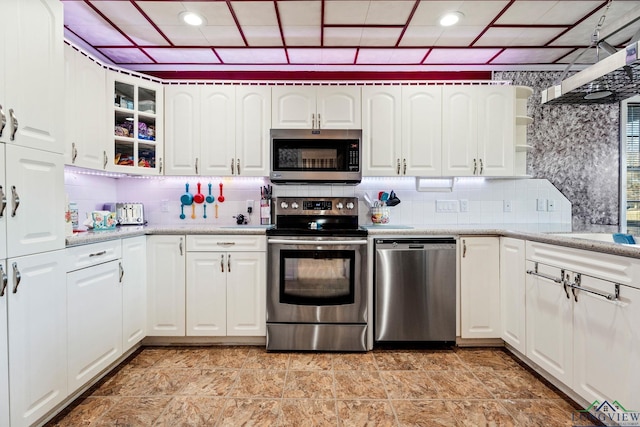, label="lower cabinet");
[8,250,67,427]
[459,236,501,338]
[0,260,10,427]
[122,236,147,352]
[499,237,526,353]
